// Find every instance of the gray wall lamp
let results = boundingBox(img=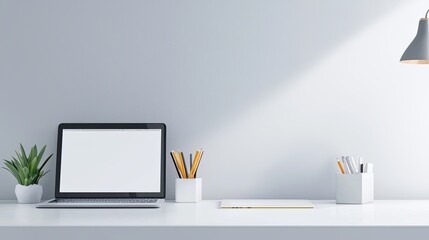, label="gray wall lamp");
[401,9,429,64]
